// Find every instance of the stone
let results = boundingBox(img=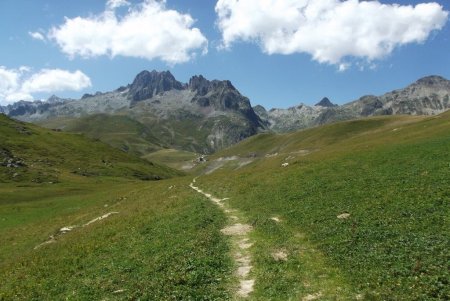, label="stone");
[337,212,351,219]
